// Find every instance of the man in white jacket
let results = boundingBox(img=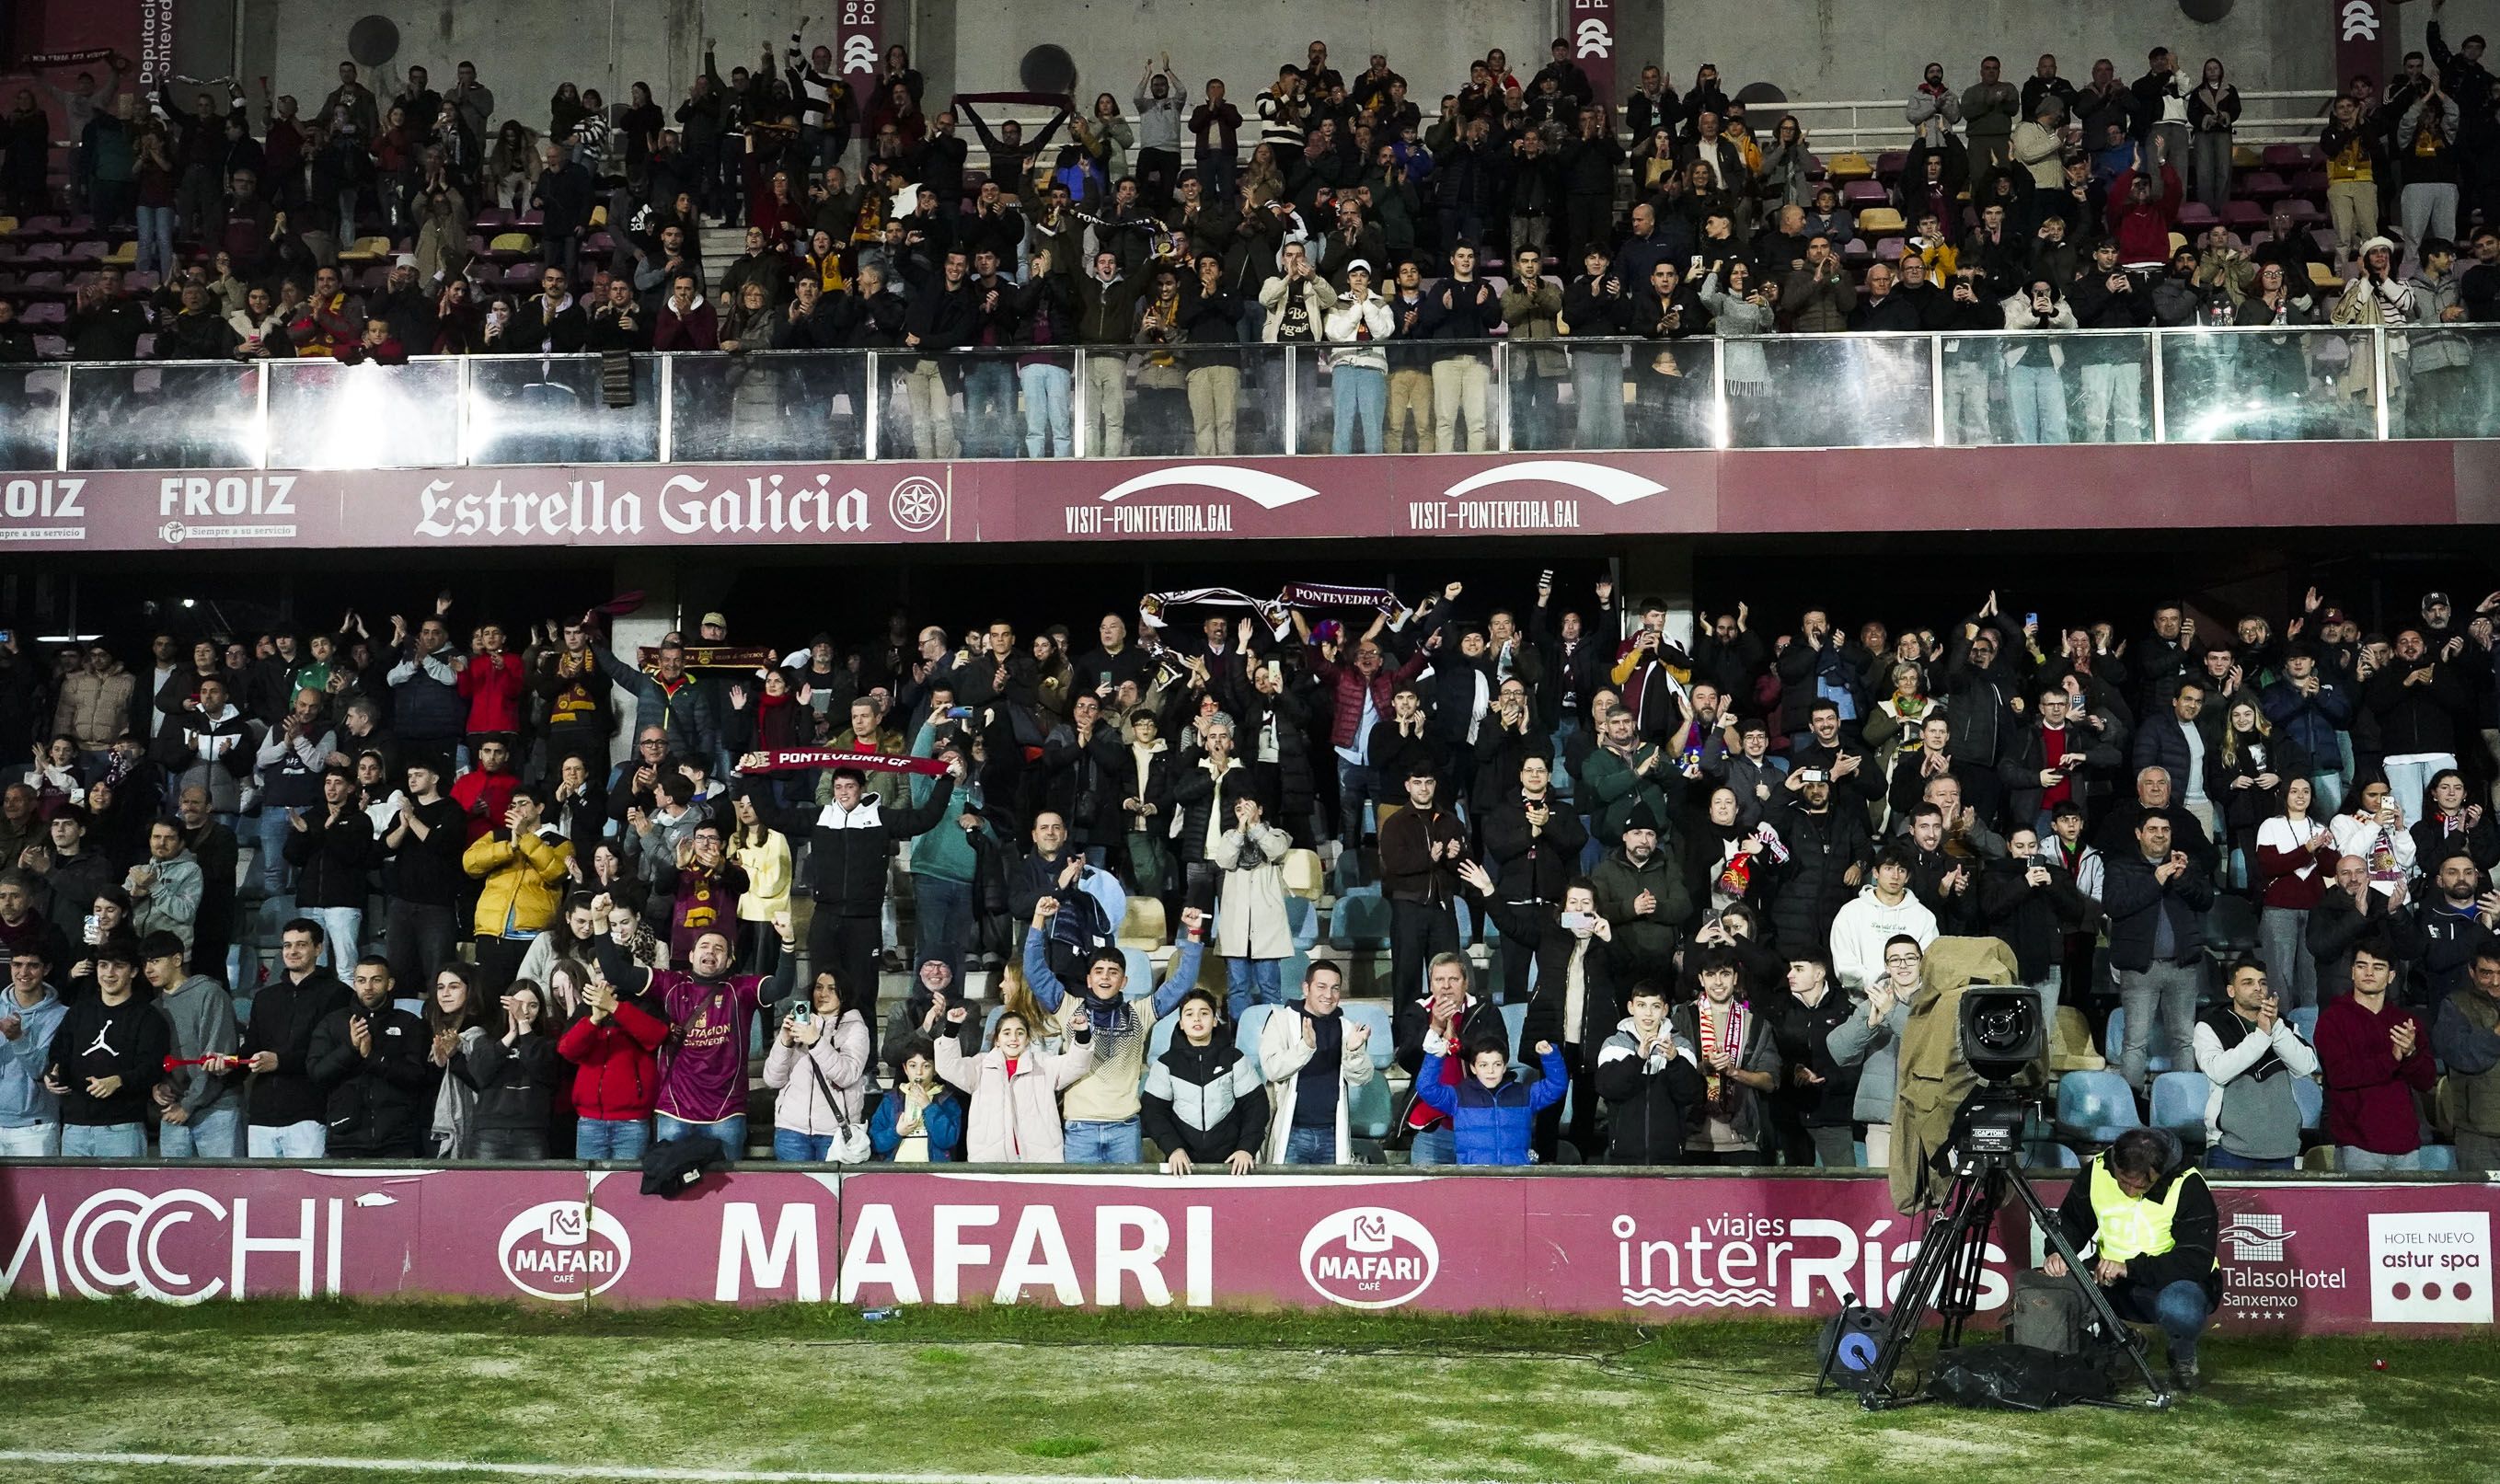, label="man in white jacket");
[1828,846,1941,991]
[2190,959,2320,1169]
[1259,961,1375,1165]
[1323,260,1393,452]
